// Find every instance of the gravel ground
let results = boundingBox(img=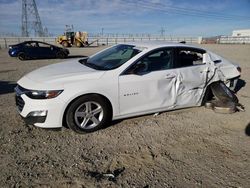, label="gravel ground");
[0,44,249,187]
